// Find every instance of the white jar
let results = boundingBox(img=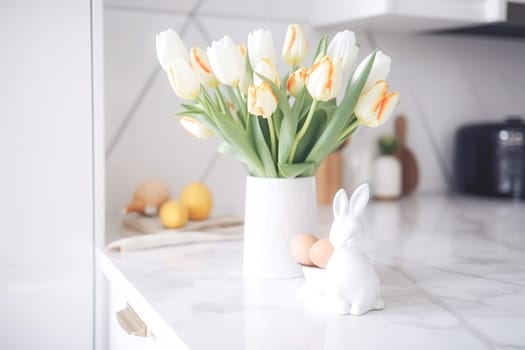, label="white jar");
[372,155,402,199]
